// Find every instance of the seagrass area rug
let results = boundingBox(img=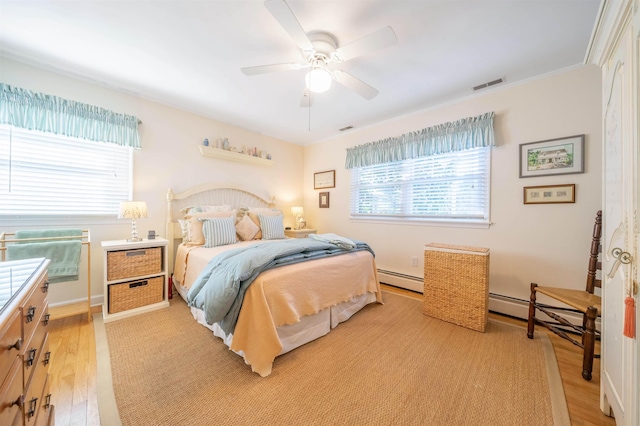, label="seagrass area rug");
[95,291,570,426]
